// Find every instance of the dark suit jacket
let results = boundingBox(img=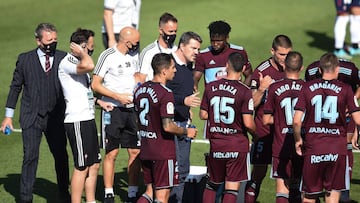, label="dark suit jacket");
[5,49,67,129]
